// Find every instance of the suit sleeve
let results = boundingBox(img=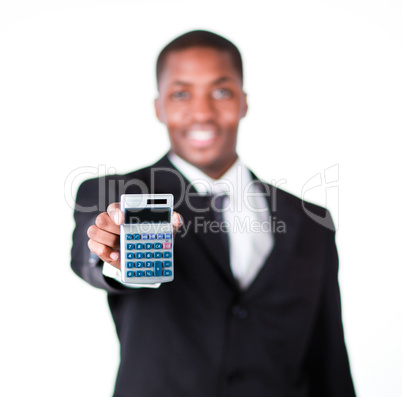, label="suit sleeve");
[70,178,133,294]
[307,223,356,396]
